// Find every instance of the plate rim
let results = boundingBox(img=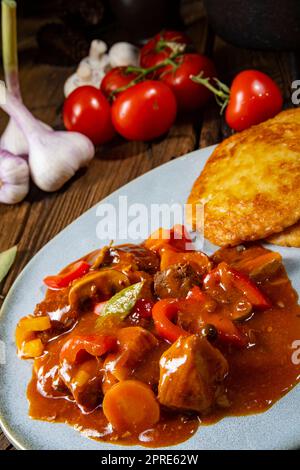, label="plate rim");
[1,143,299,450]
